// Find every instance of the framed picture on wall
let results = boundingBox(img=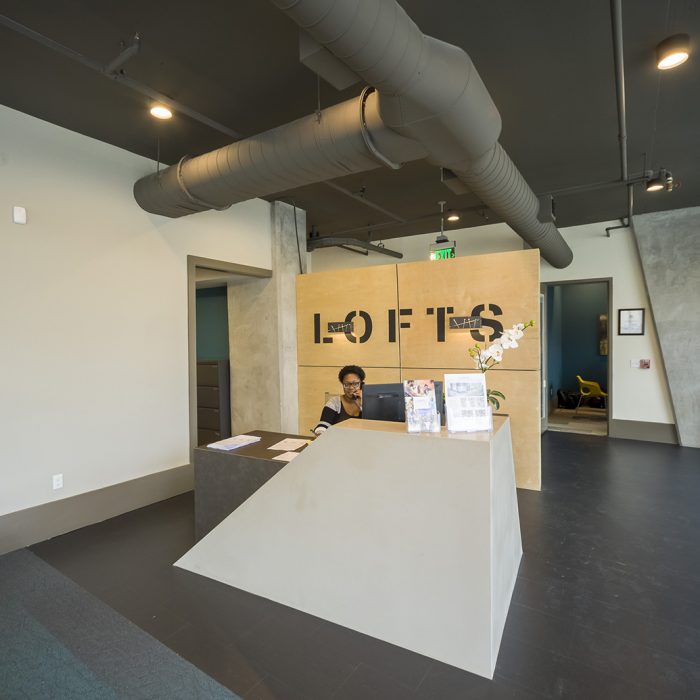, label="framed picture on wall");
[618,308,645,335]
